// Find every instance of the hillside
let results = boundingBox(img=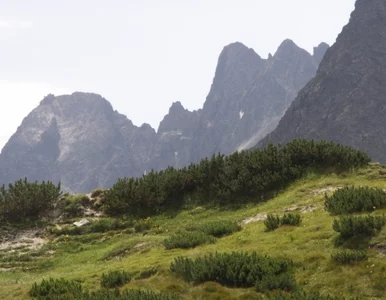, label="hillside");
[257,0,386,164]
[1,143,386,299]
